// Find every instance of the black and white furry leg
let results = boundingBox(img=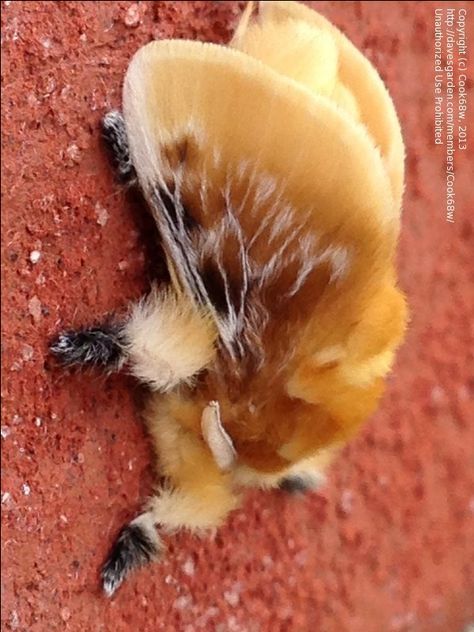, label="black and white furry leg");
[278,472,324,495]
[50,323,126,371]
[101,412,239,596]
[51,288,216,384]
[102,110,137,184]
[101,512,162,598]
